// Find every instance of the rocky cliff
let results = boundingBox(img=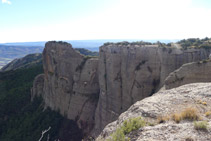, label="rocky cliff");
[97,83,211,141]
[32,41,99,136]
[93,43,211,136]
[32,41,211,138]
[165,59,211,89]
